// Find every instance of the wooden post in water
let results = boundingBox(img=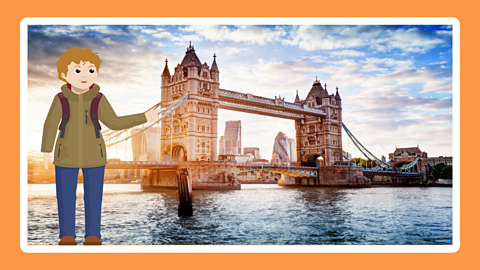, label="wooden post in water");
[176,168,193,216]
